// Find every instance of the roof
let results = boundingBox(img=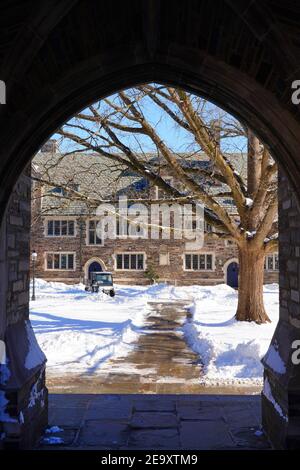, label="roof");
[33,151,147,215]
[32,150,247,216]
